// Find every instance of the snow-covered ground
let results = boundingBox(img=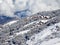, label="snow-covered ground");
[0,13,60,45]
[3,20,19,26]
[0,0,60,45]
[26,22,60,45]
